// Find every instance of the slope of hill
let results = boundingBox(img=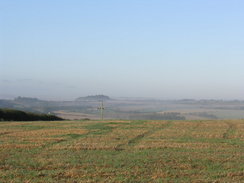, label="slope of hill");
[0,108,63,121]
